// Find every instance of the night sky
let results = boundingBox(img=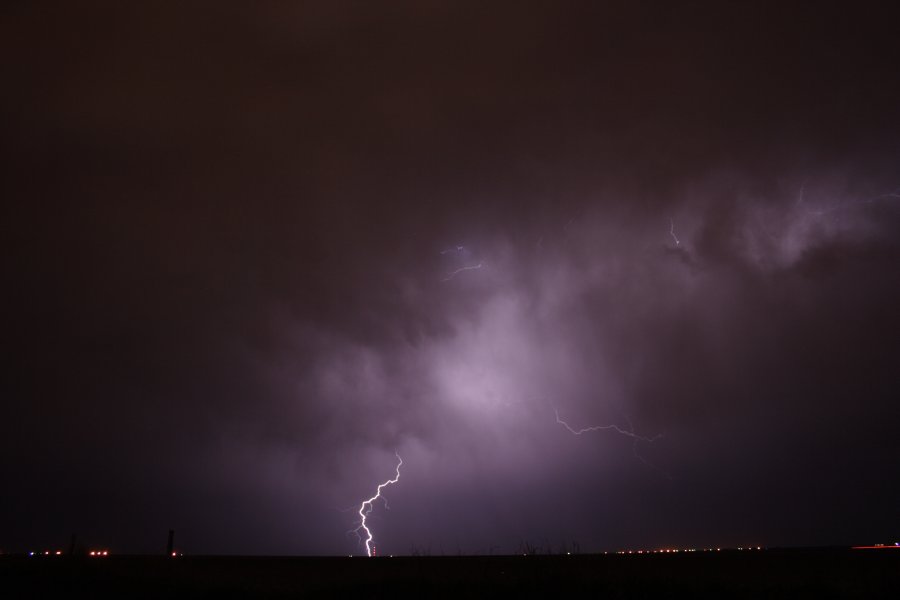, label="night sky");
[3,2,899,556]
